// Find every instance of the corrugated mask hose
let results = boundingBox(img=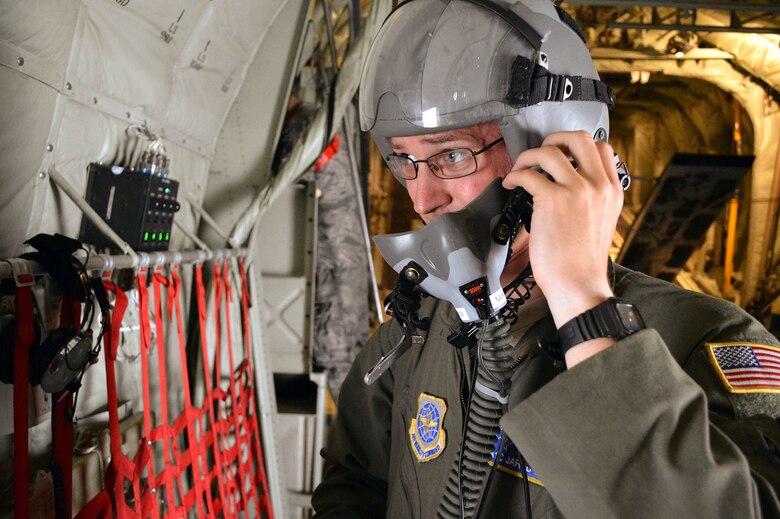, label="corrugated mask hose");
[437,317,530,519]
